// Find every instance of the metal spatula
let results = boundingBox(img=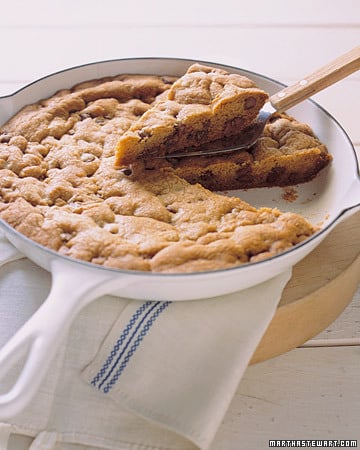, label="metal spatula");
[164,46,360,158]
